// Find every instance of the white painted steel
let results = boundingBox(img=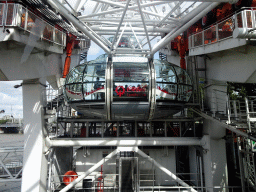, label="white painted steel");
[151,2,220,55]
[111,0,131,50]
[190,108,256,141]
[135,148,198,192]
[59,148,119,192]
[45,137,202,147]
[0,179,22,182]
[0,159,14,178]
[47,0,111,54]
[136,0,152,51]
[21,81,48,192]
